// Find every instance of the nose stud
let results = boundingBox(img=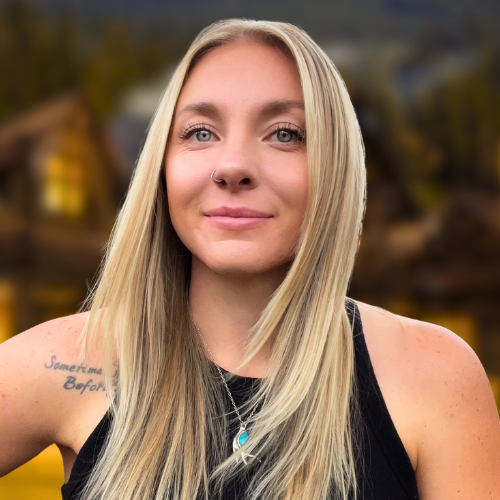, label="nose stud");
[211,169,224,184]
